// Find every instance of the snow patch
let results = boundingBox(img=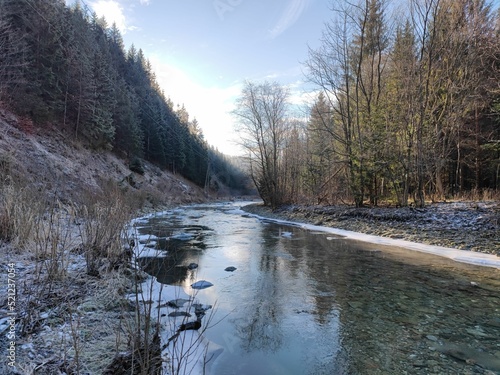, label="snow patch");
[135,247,167,259]
[127,221,222,375]
[128,273,221,375]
